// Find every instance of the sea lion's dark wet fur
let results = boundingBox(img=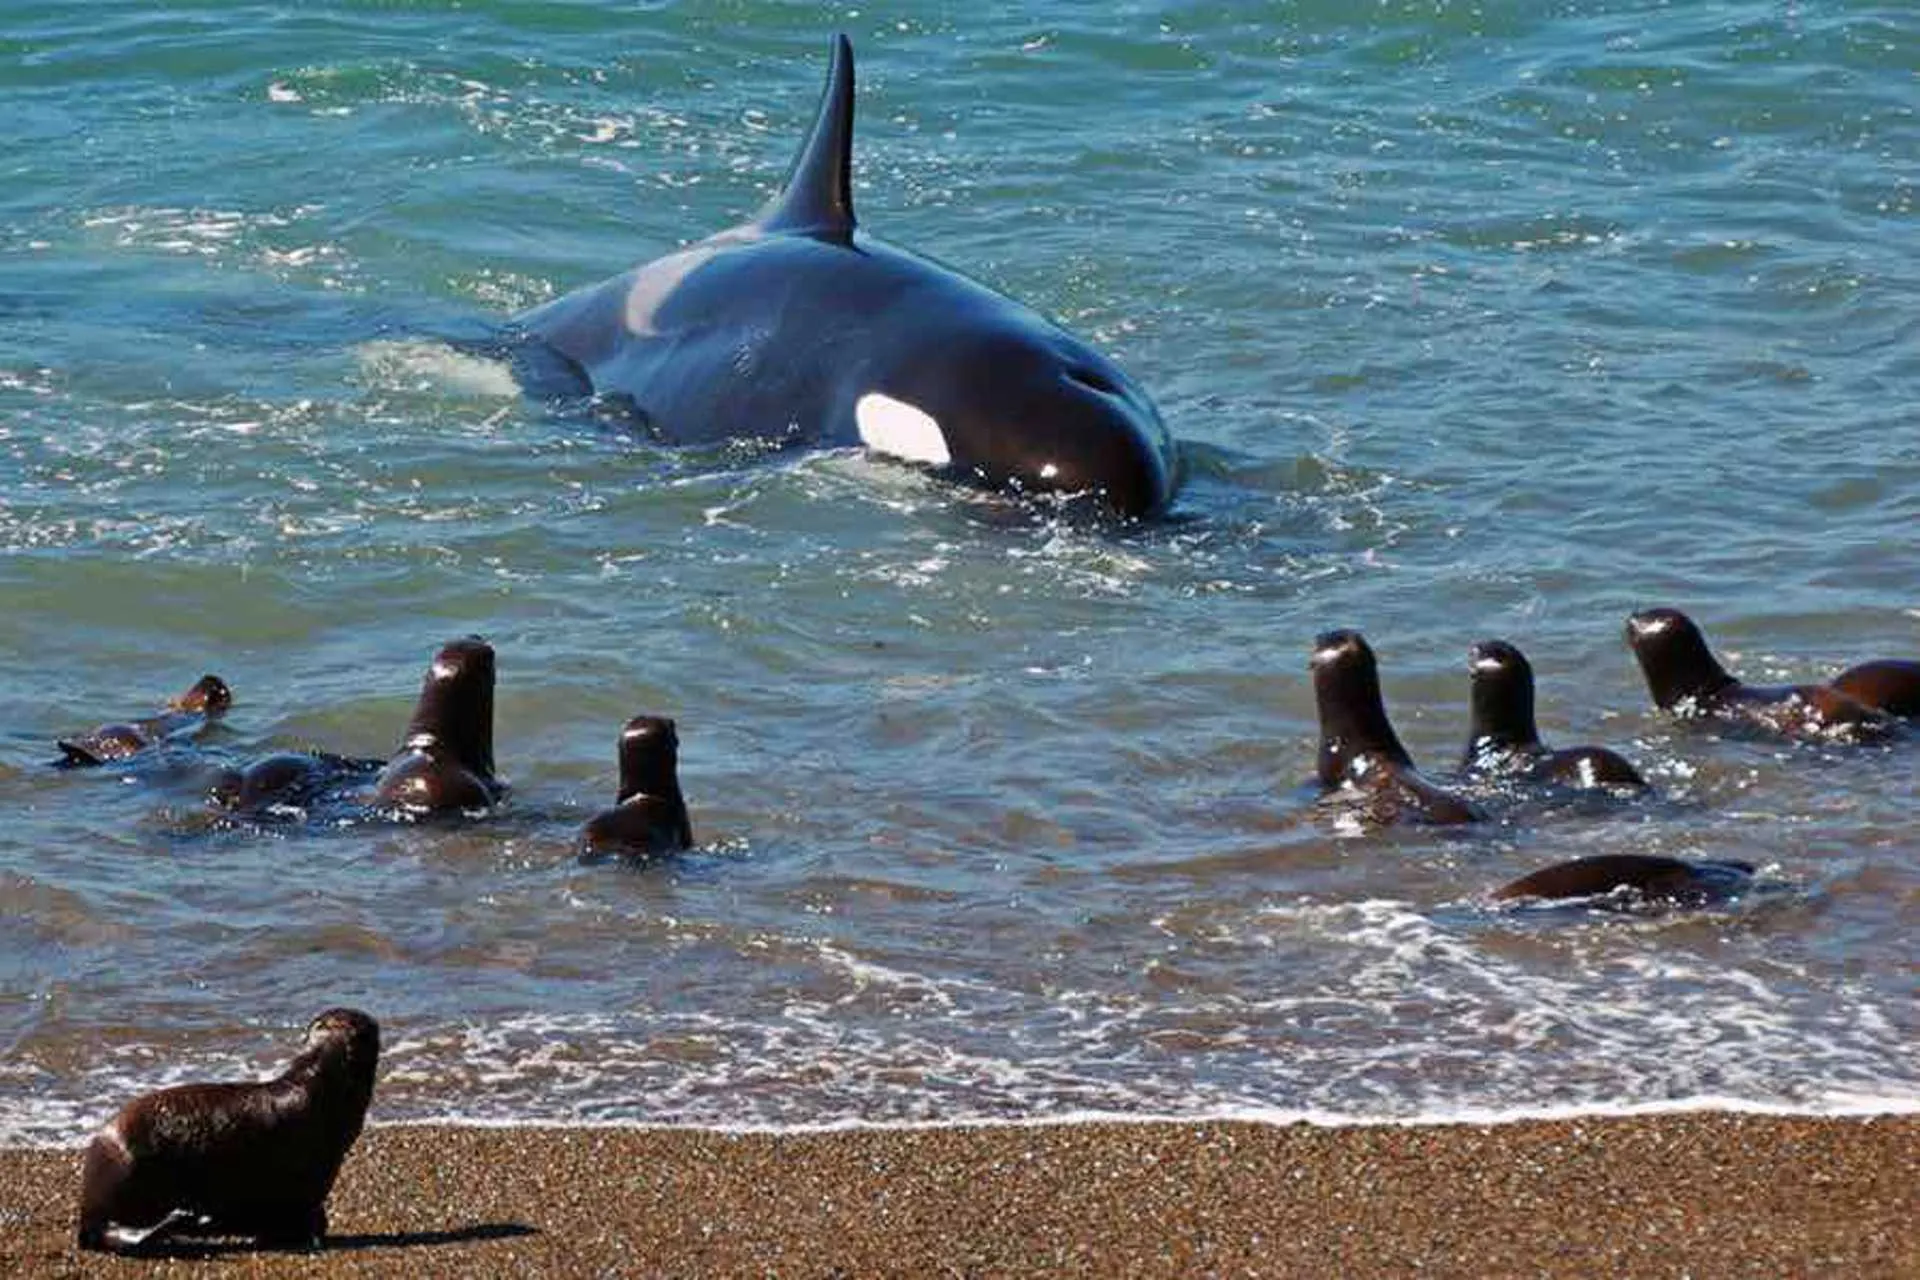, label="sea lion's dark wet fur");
[1493,854,1755,907]
[208,751,384,816]
[1311,630,1482,826]
[1829,659,1920,719]
[57,674,232,767]
[579,715,694,861]
[76,1008,379,1253]
[1461,640,1646,791]
[372,636,504,813]
[1625,608,1896,743]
